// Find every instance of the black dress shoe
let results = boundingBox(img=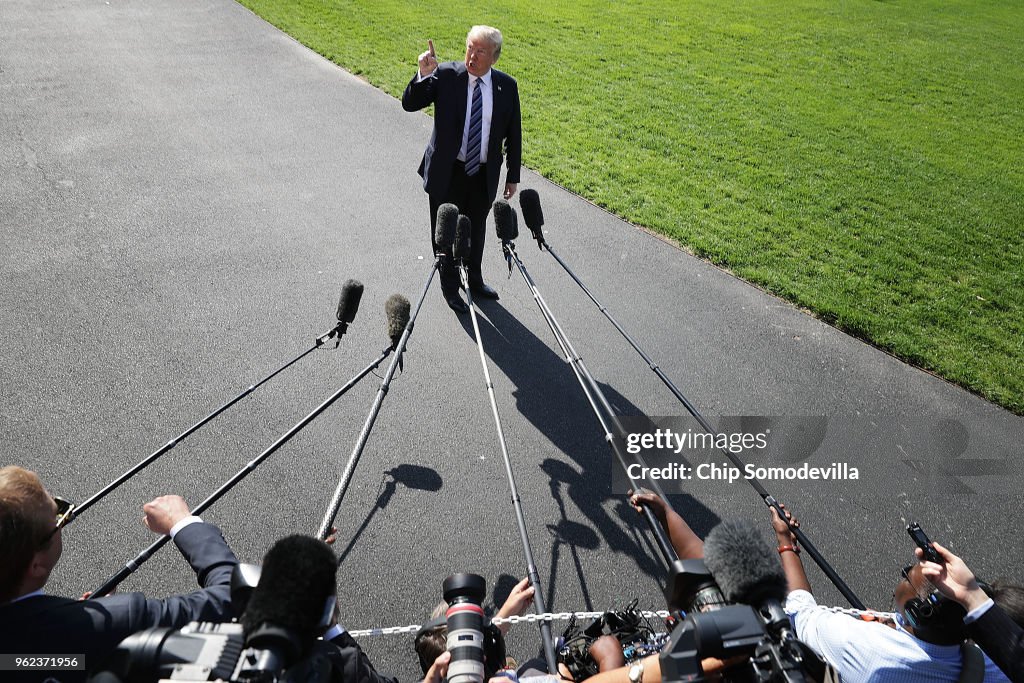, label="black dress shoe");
[469,283,500,300]
[445,293,469,314]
